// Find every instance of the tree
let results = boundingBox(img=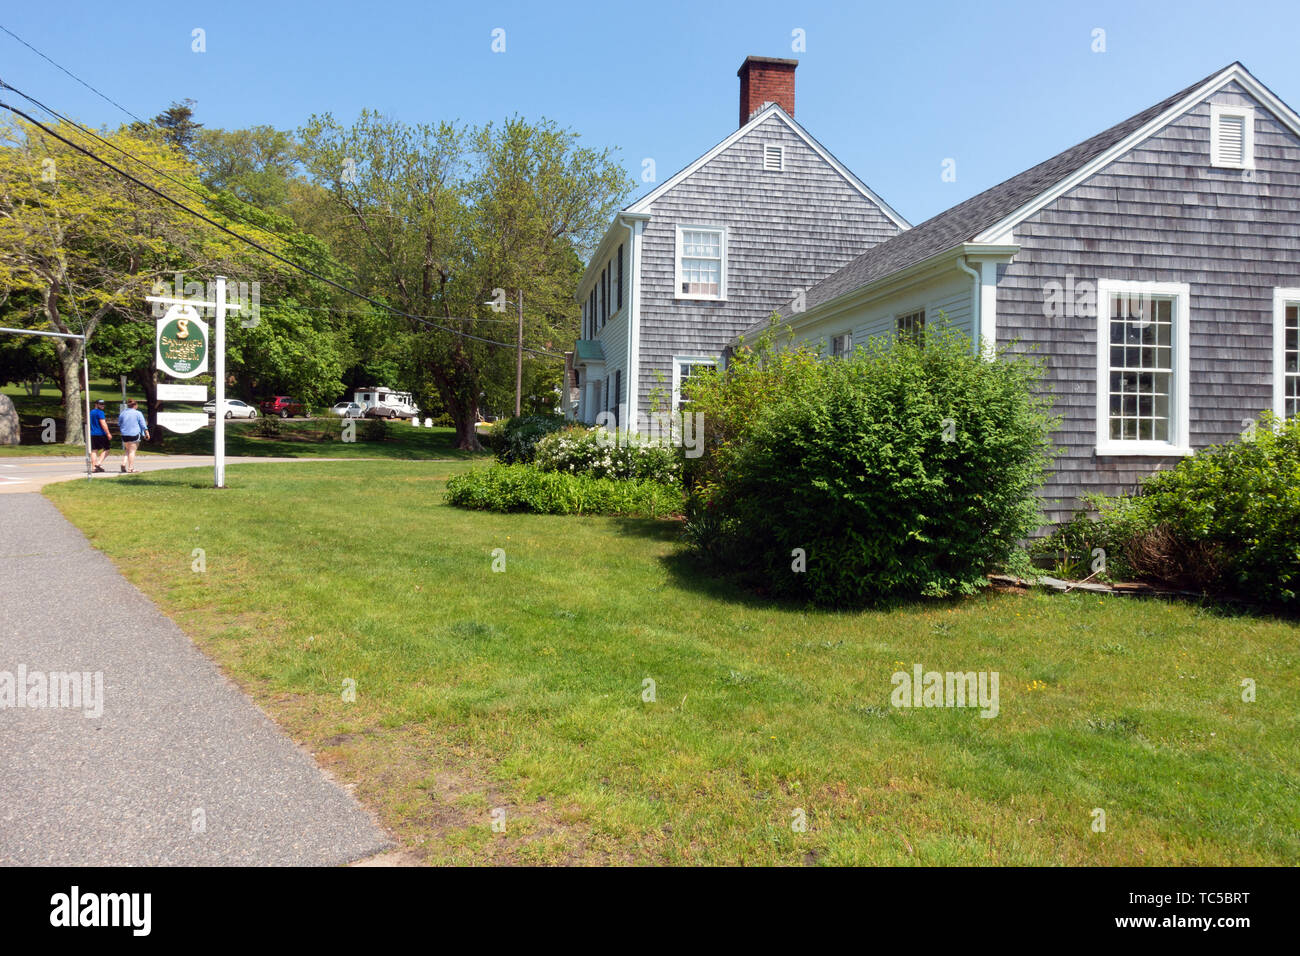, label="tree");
[298,111,630,449]
[152,100,203,157]
[193,126,300,211]
[0,116,268,441]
